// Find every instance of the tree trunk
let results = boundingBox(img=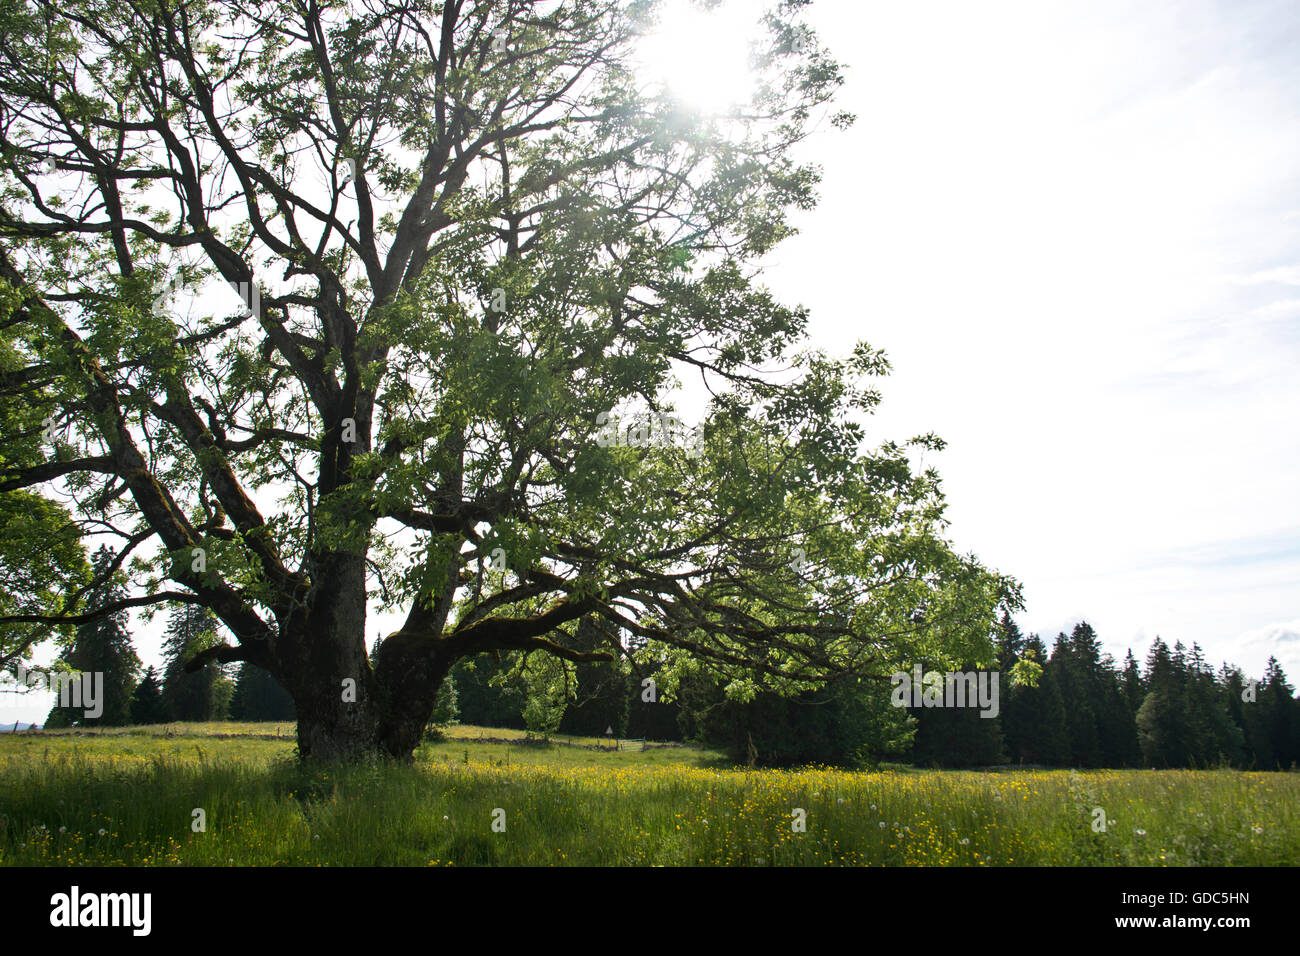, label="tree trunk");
[292,673,382,761]
[374,631,455,758]
[264,548,460,761]
[272,554,376,760]
[277,610,382,761]
[274,621,455,761]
